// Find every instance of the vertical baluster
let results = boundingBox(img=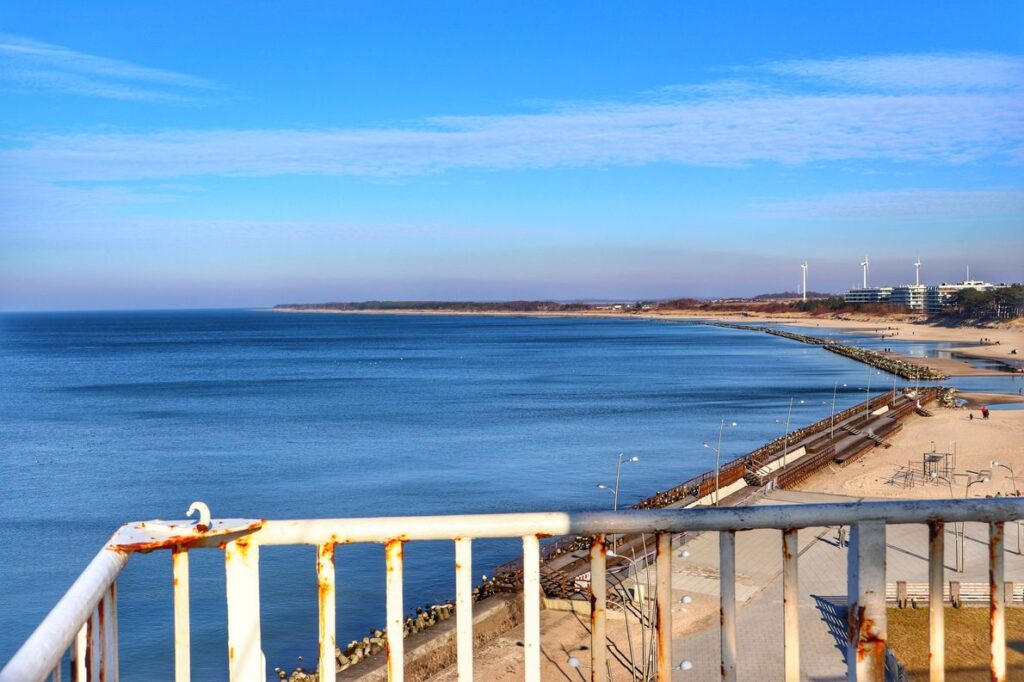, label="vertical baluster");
[89,608,100,682]
[990,522,1006,681]
[225,538,263,682]
[782,529,799,682]
[454,538,474,682]
[522,535,541,682]
[72,624,86,682]
[172,548,191,682]
[385,540,405,682]
[590,535,607,682]
[656,533,672,681]
[102,583,118,682]
[719,530,737,682]
[847,521,887,682]
[49,653,63,682]
[929,522,944,682]
[317,543,337,682]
